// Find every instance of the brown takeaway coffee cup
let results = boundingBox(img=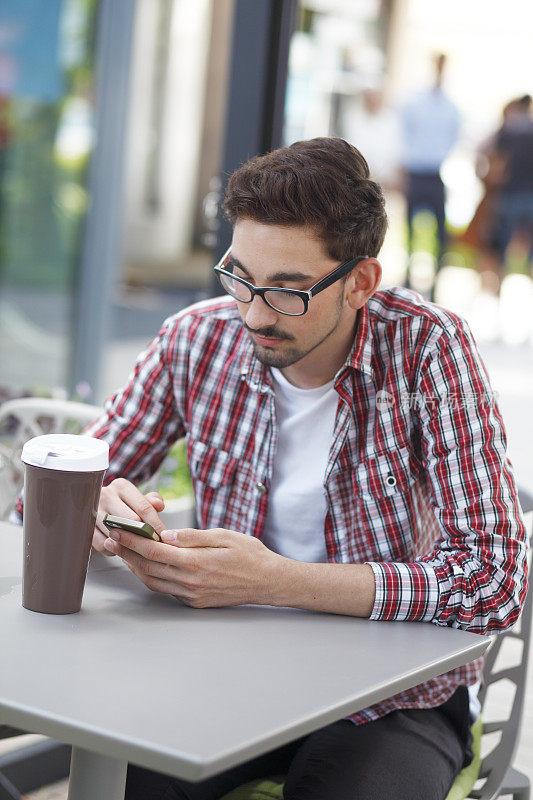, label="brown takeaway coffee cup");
[21,434,109,614]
